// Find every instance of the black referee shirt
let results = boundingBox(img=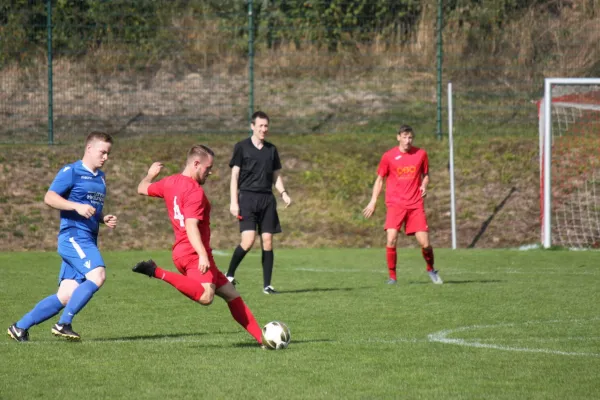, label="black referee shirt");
[229,137,282,193]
